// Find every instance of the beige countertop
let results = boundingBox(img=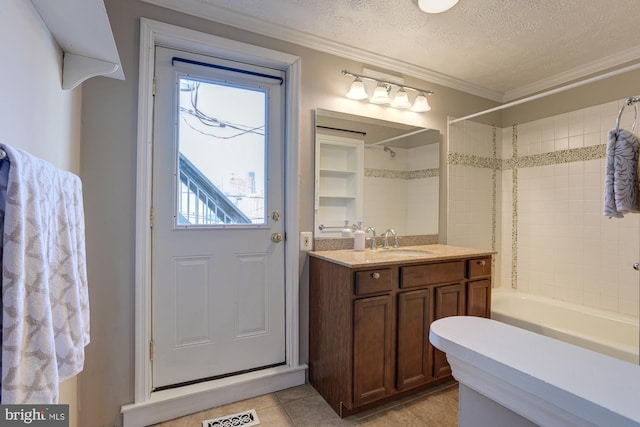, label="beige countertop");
[308,244,495,268]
